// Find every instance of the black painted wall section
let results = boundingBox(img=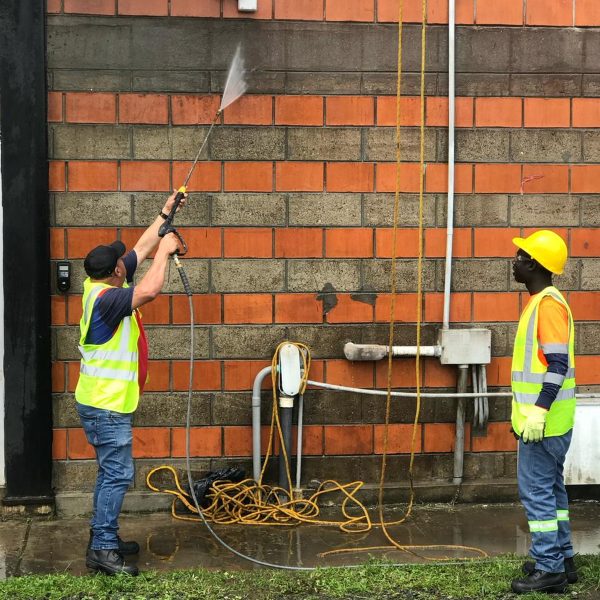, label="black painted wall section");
[0,2,53,502]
